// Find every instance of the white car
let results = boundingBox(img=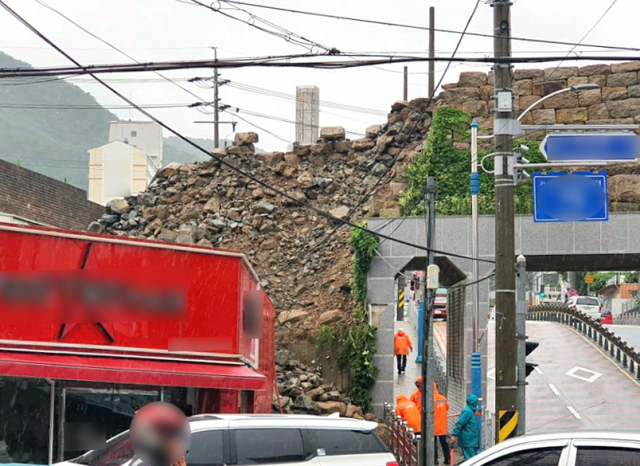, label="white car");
[59,414,398,466]
[566,296,602,321]
[463,431,640,465]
